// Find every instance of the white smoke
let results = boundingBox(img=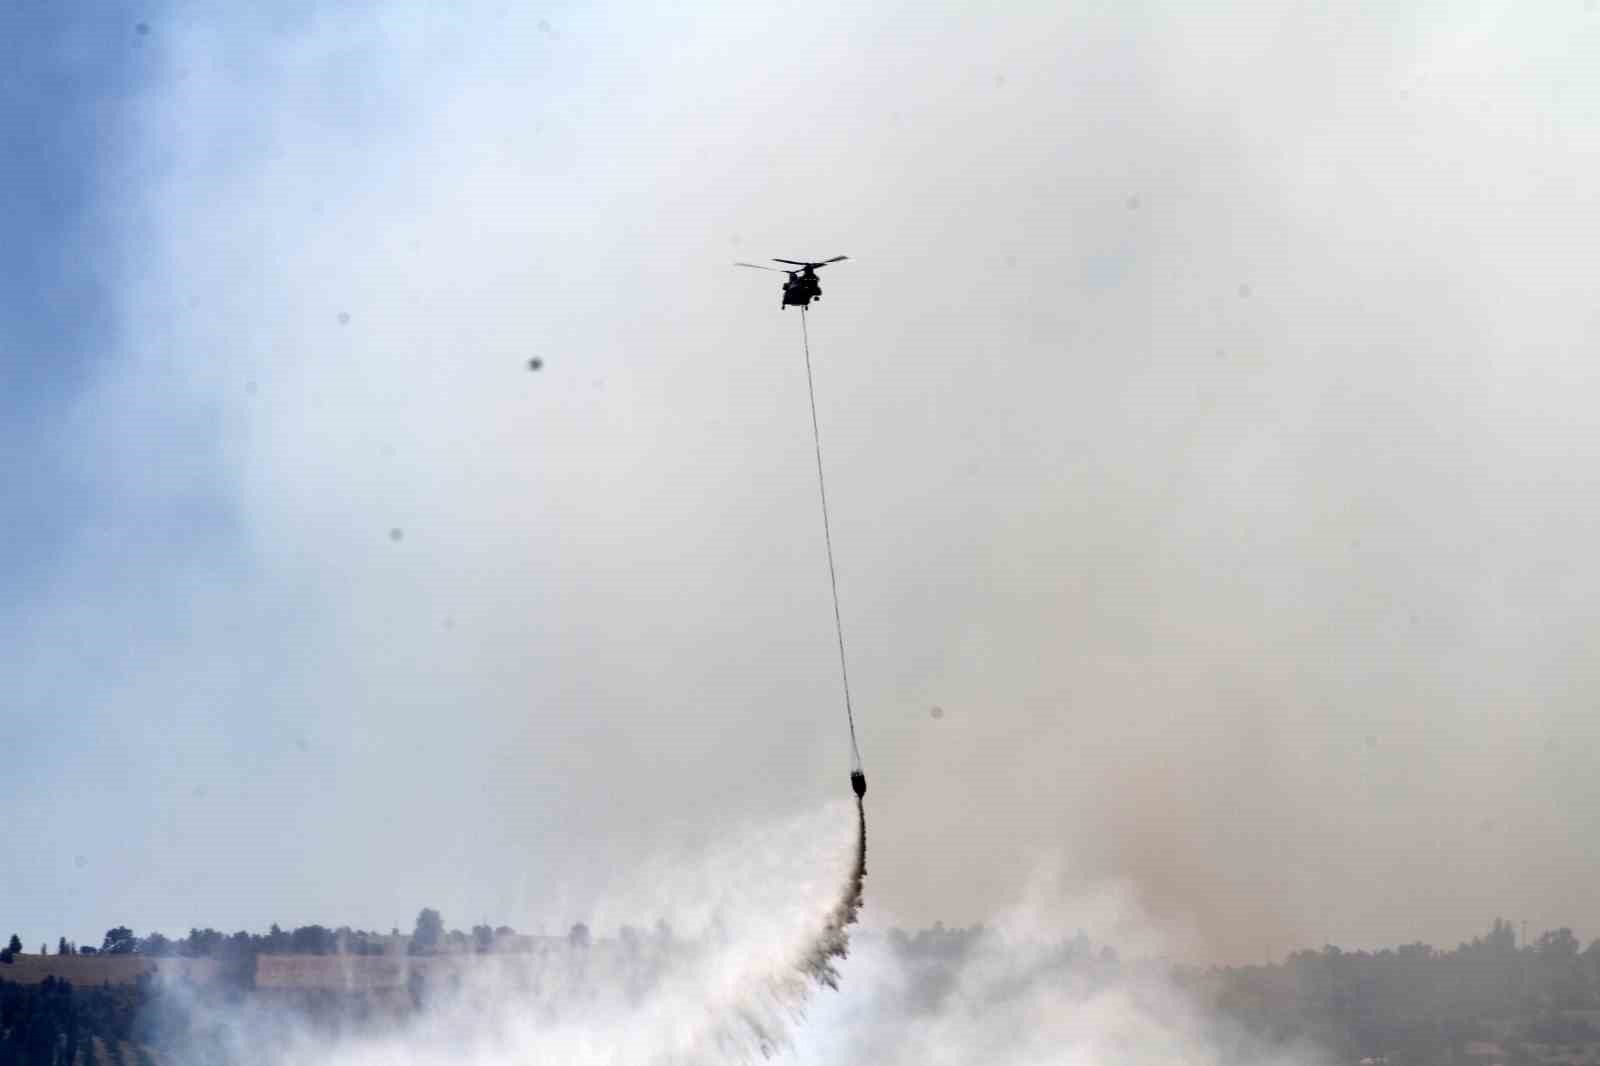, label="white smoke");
[140,810,1342,1066]
[790,886,1334,1066]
